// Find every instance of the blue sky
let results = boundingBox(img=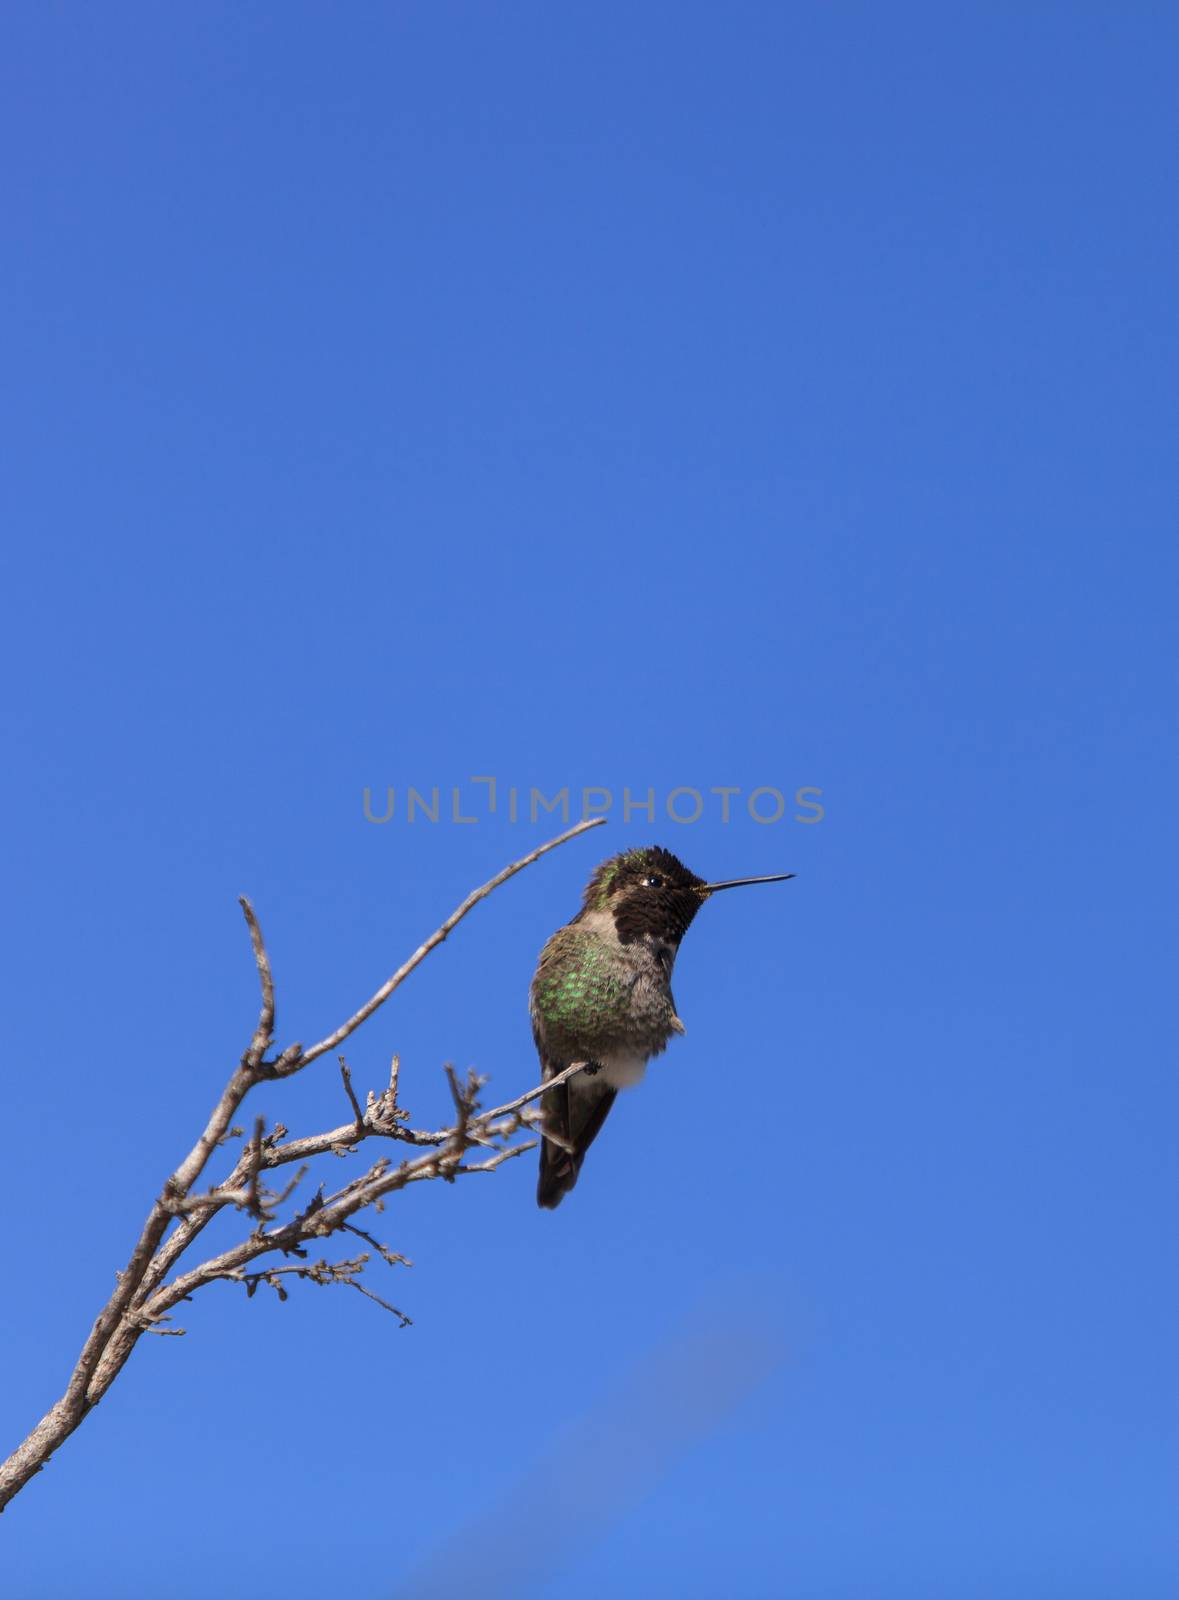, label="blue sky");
[2,3,1176,1594]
